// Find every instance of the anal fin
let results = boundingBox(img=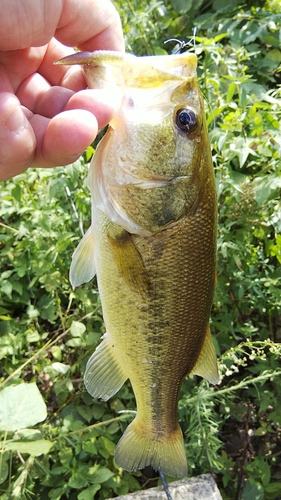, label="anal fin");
[190,327,219,385]
[84,333,128,401]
